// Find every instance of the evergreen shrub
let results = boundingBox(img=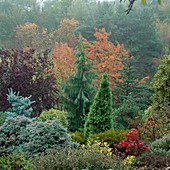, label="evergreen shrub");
[150,134,170,156]
[17,119,70,155]
[0,111,6,126]
[36,108,68,128]
[84,73,113,139]
[90,129,130,148]
[70,131,86,145]
[0,116,71,156]
[0,116,32,156]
